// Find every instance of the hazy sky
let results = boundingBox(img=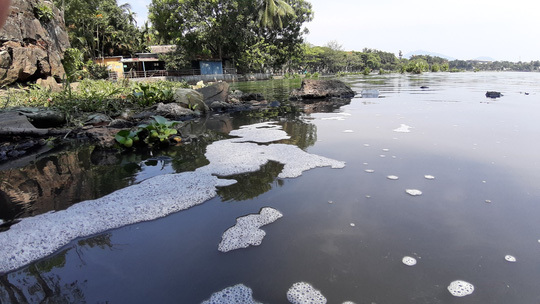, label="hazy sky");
[131,0,540,62]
